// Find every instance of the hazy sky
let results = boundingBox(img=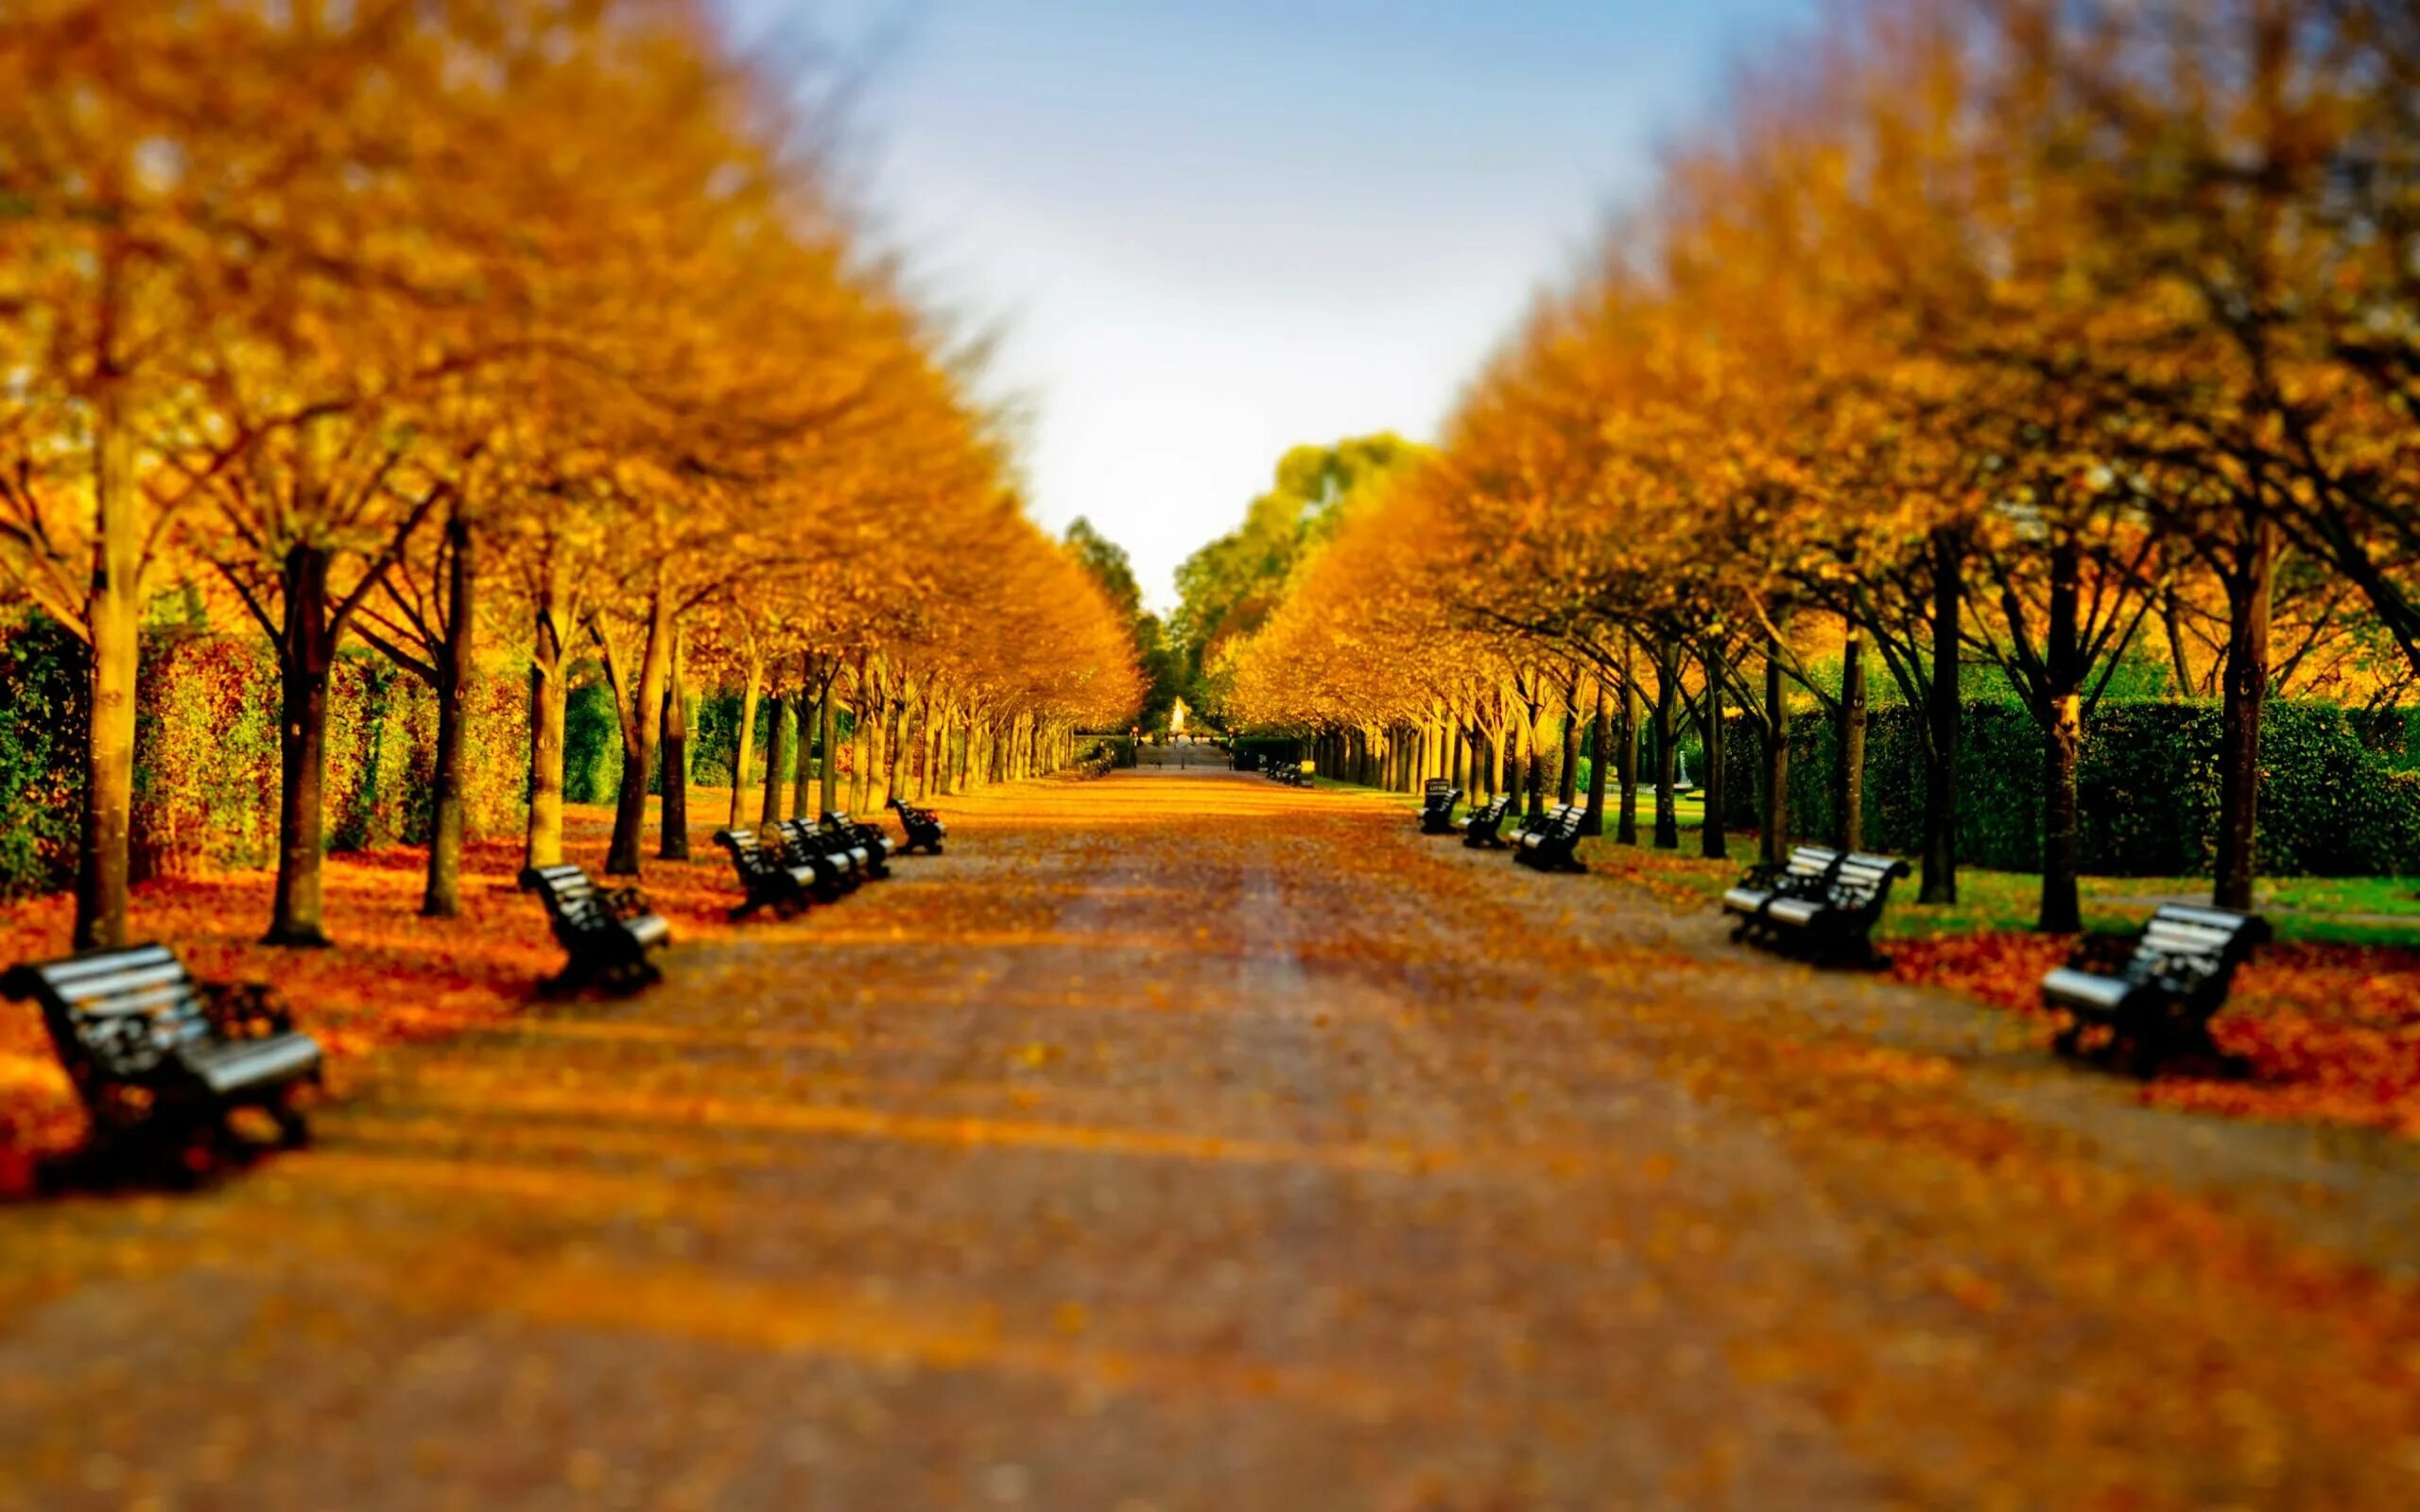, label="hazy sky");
[729,1,1814,610]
